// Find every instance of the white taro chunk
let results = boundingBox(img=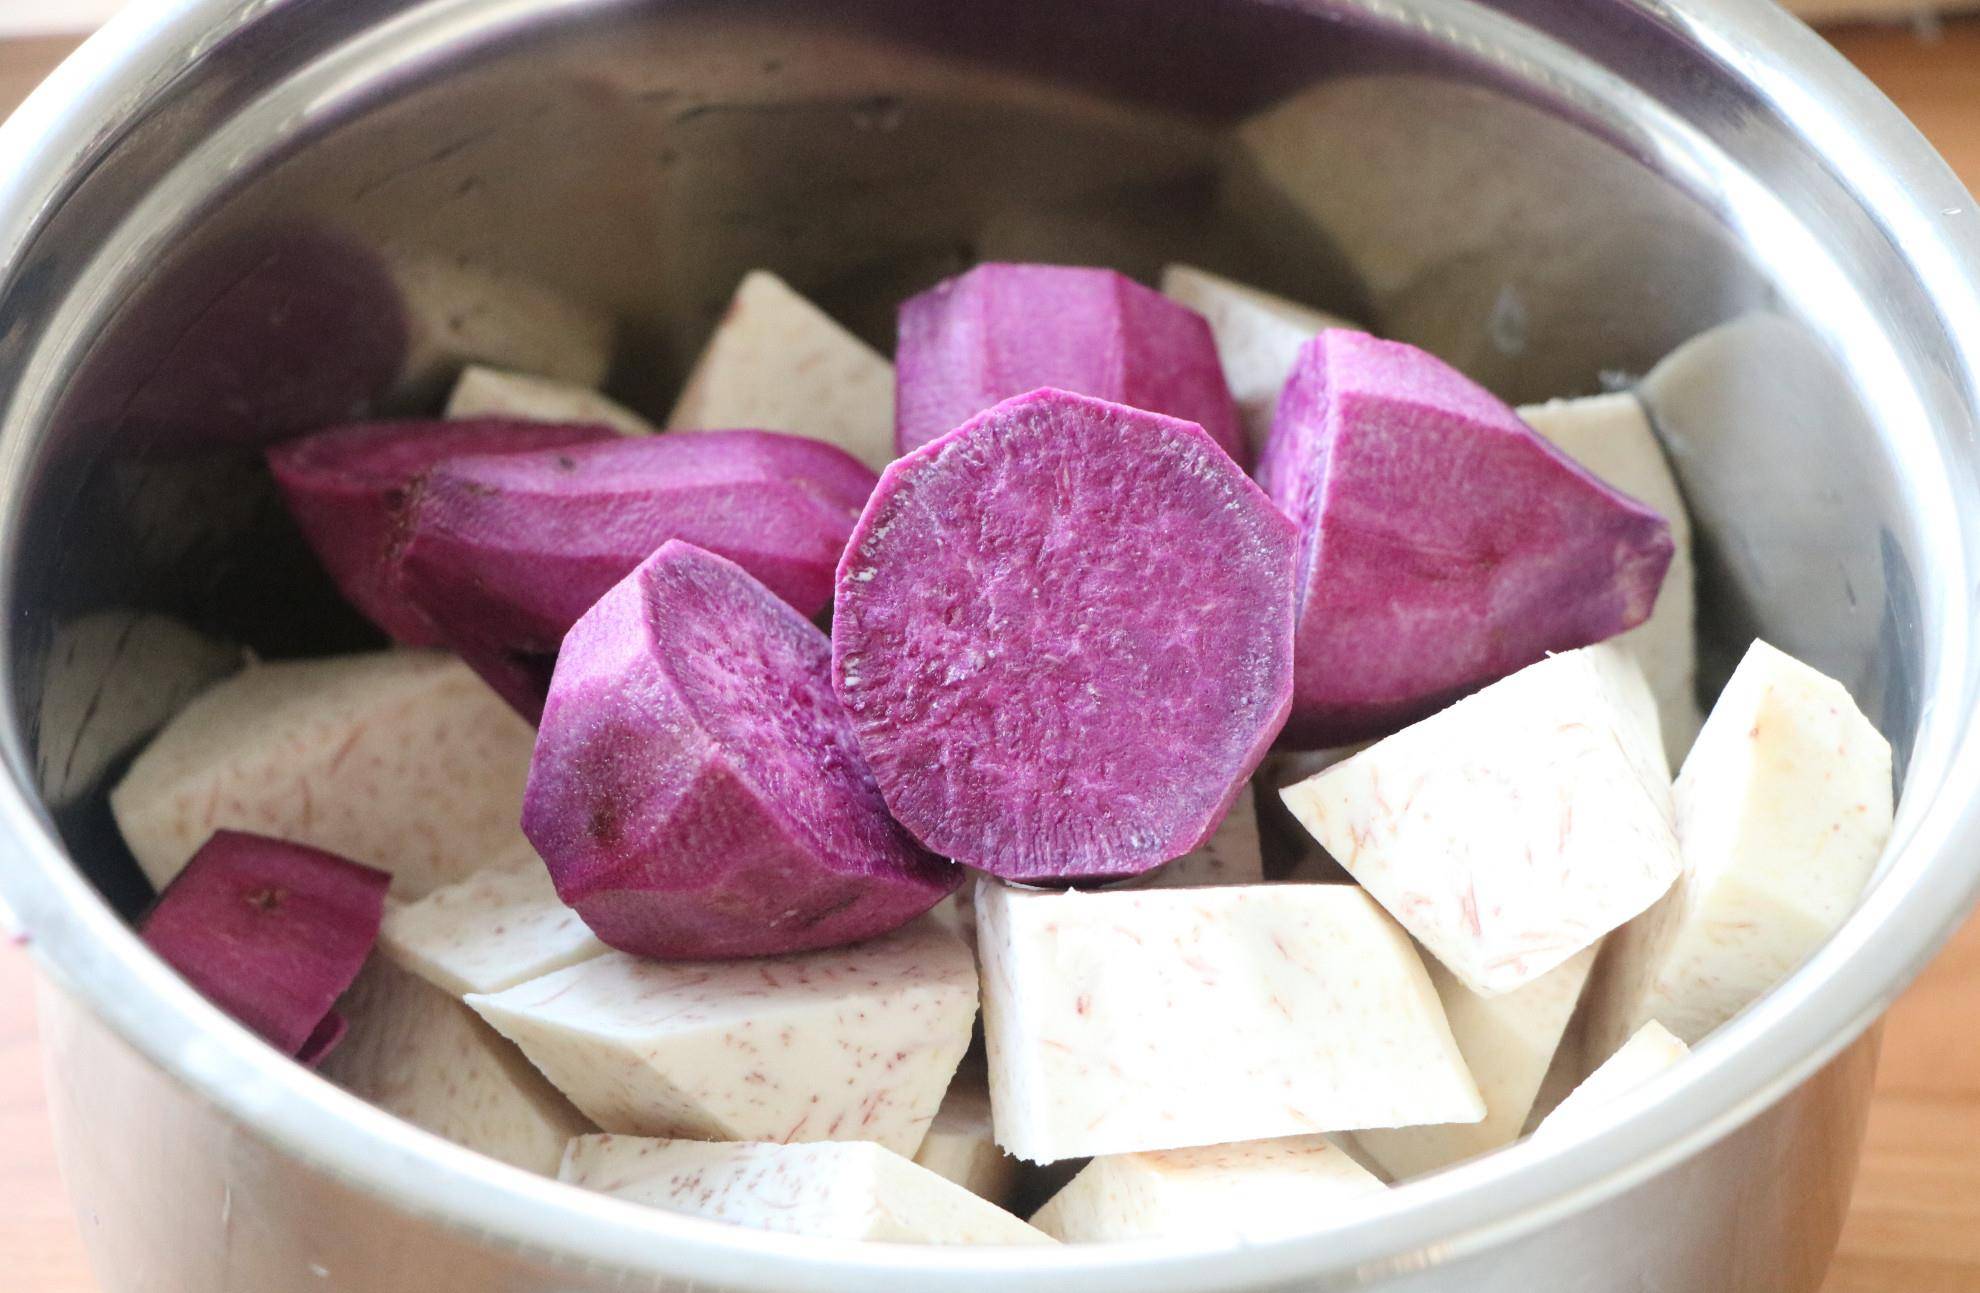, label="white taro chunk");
[1532,1021,1689,1139]
[833,388,1297,884]
[1158,263,1357,462]
[1280,644,1682,996]
[1029,1135,1385,1243]
[390,250,613,396]
[1585,640,1894,1058]
[110,651,536,898]
[558,1137,1053,1245]
[975,883,1483,1163]
[322,958,593,1175]
[1520,392,1701,757]
[446,365,656,436]
[1352,944,1599,1179]
[668,269,897,472]
[466,915,977,1157]
[912,1066,1019,1207]
[378,848,606,996]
